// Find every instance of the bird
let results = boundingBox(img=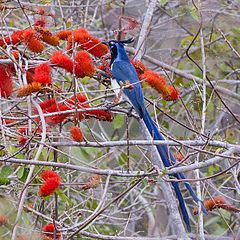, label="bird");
[102,38,207,232]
